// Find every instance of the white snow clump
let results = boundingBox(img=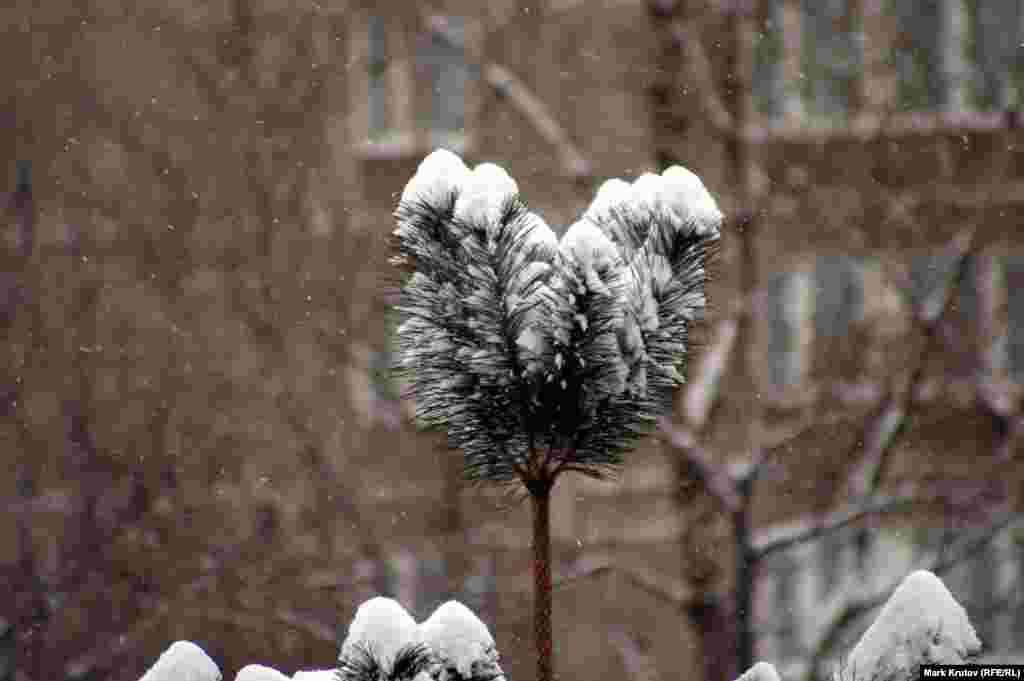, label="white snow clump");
[839,570,981,681]
[234,664,291,681]
[419,600,504,681]
[454,163,519,234]
[340,597,421,671]
[139,640,222,681]
[735,662,781,681]
[559,219,623,297]
[399,148,471,212]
